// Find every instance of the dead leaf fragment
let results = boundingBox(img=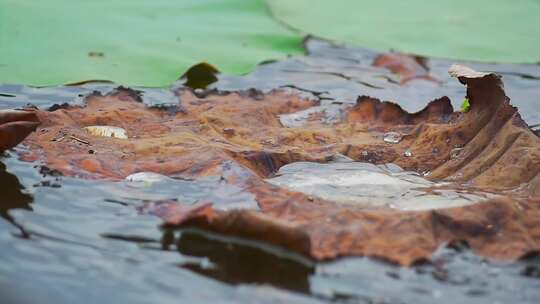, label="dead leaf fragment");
[0,110,40,152]
[449,64,491,79]
[88,51,104,58]
[20,65,540,265]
